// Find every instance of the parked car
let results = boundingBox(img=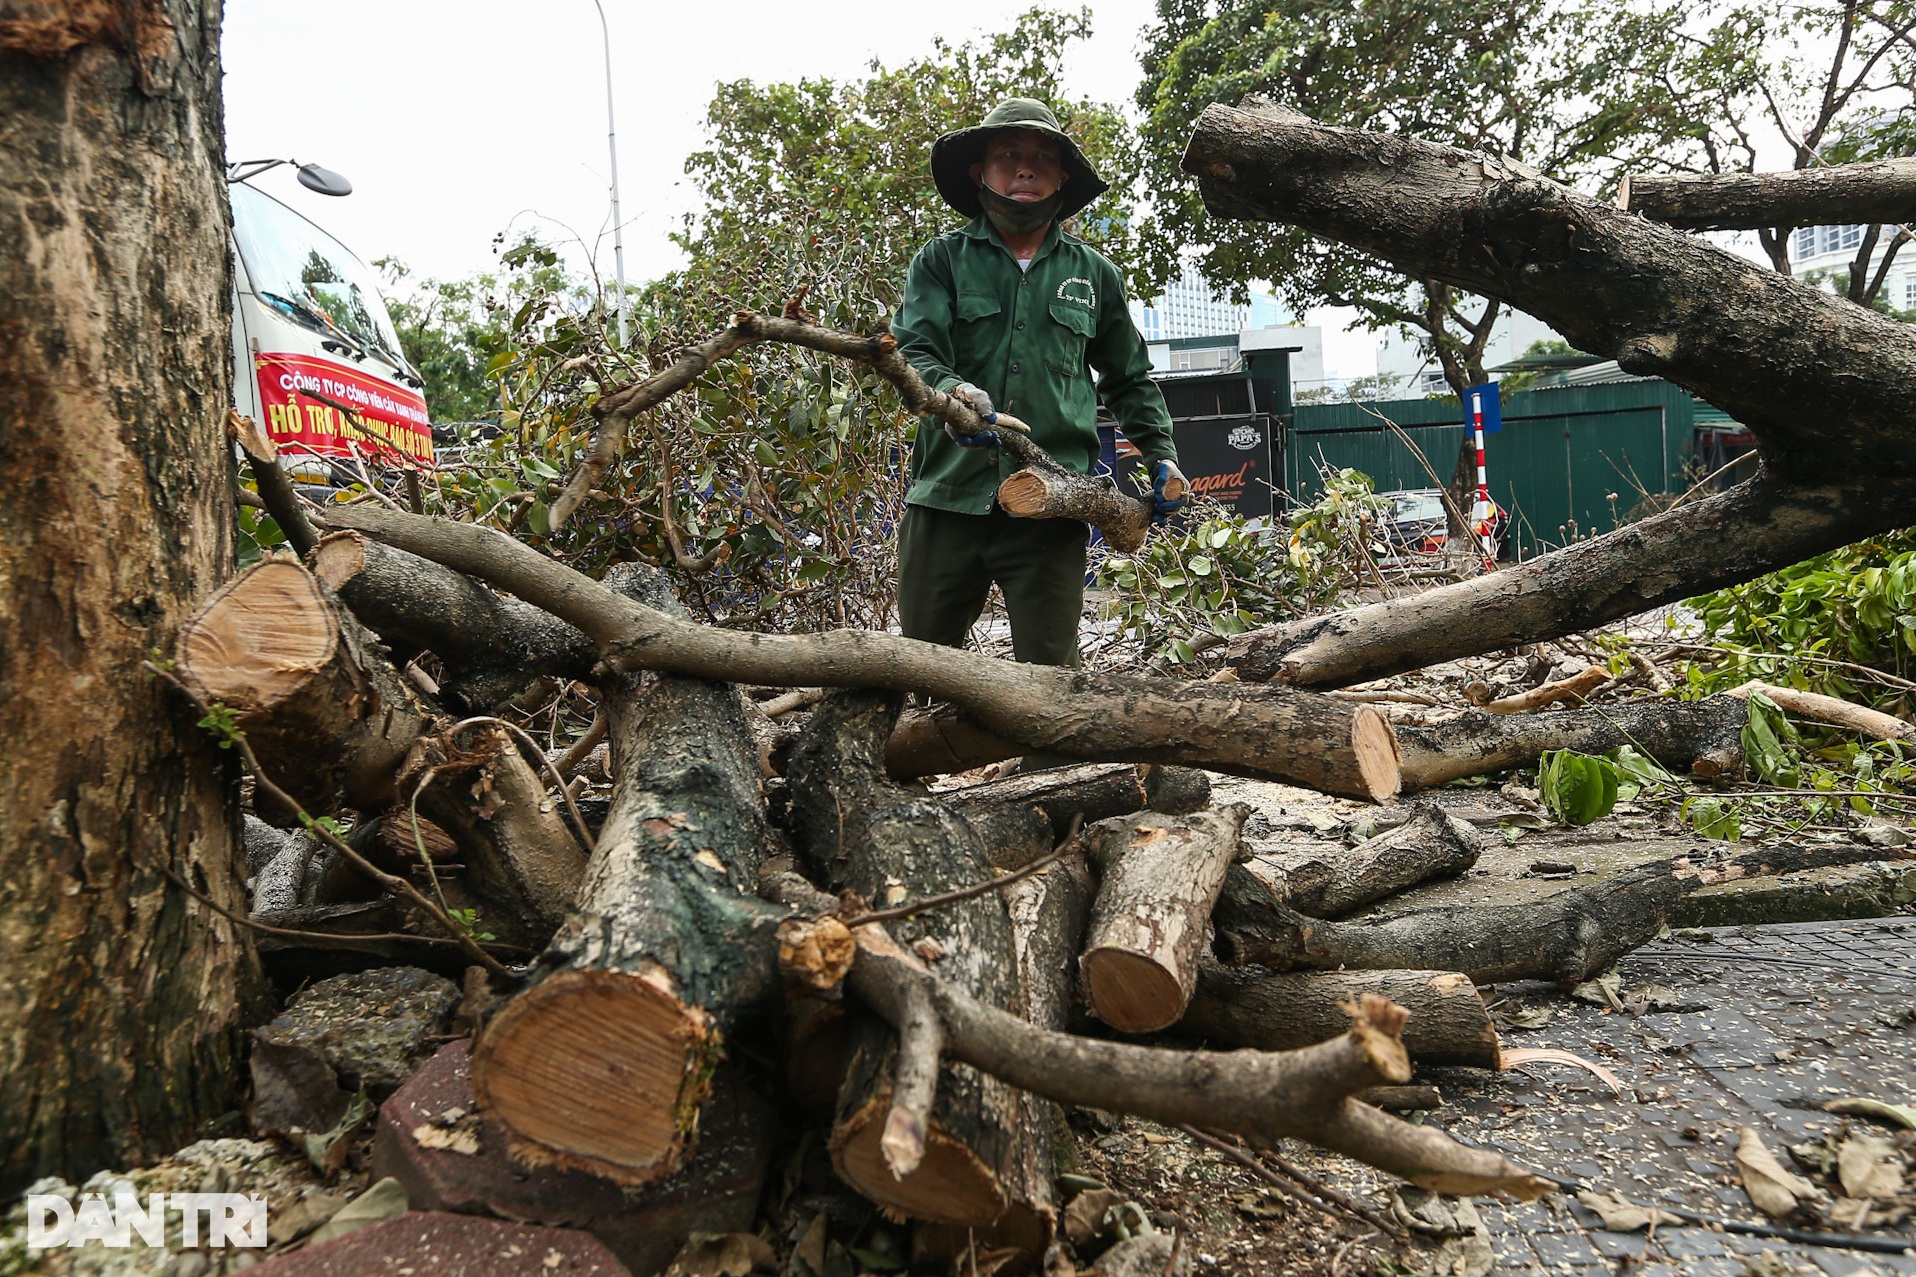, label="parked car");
[1379,487,1506,562]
